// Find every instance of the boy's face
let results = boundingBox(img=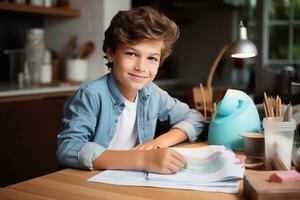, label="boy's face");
[107,39,163,101]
